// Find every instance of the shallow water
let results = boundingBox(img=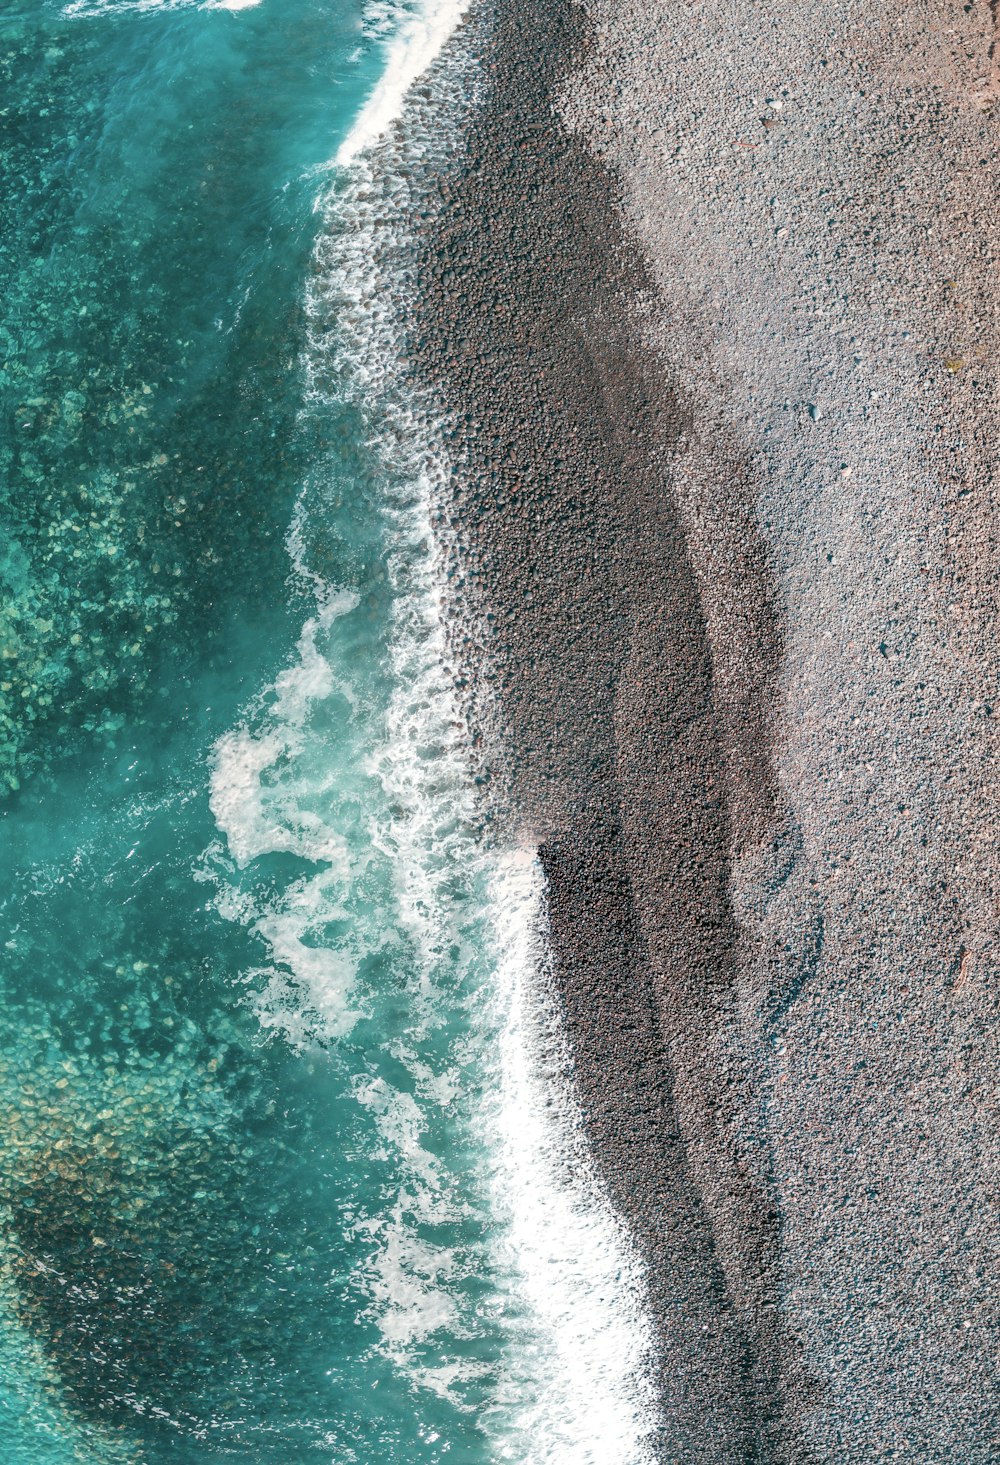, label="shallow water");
[0,1,655,1460]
